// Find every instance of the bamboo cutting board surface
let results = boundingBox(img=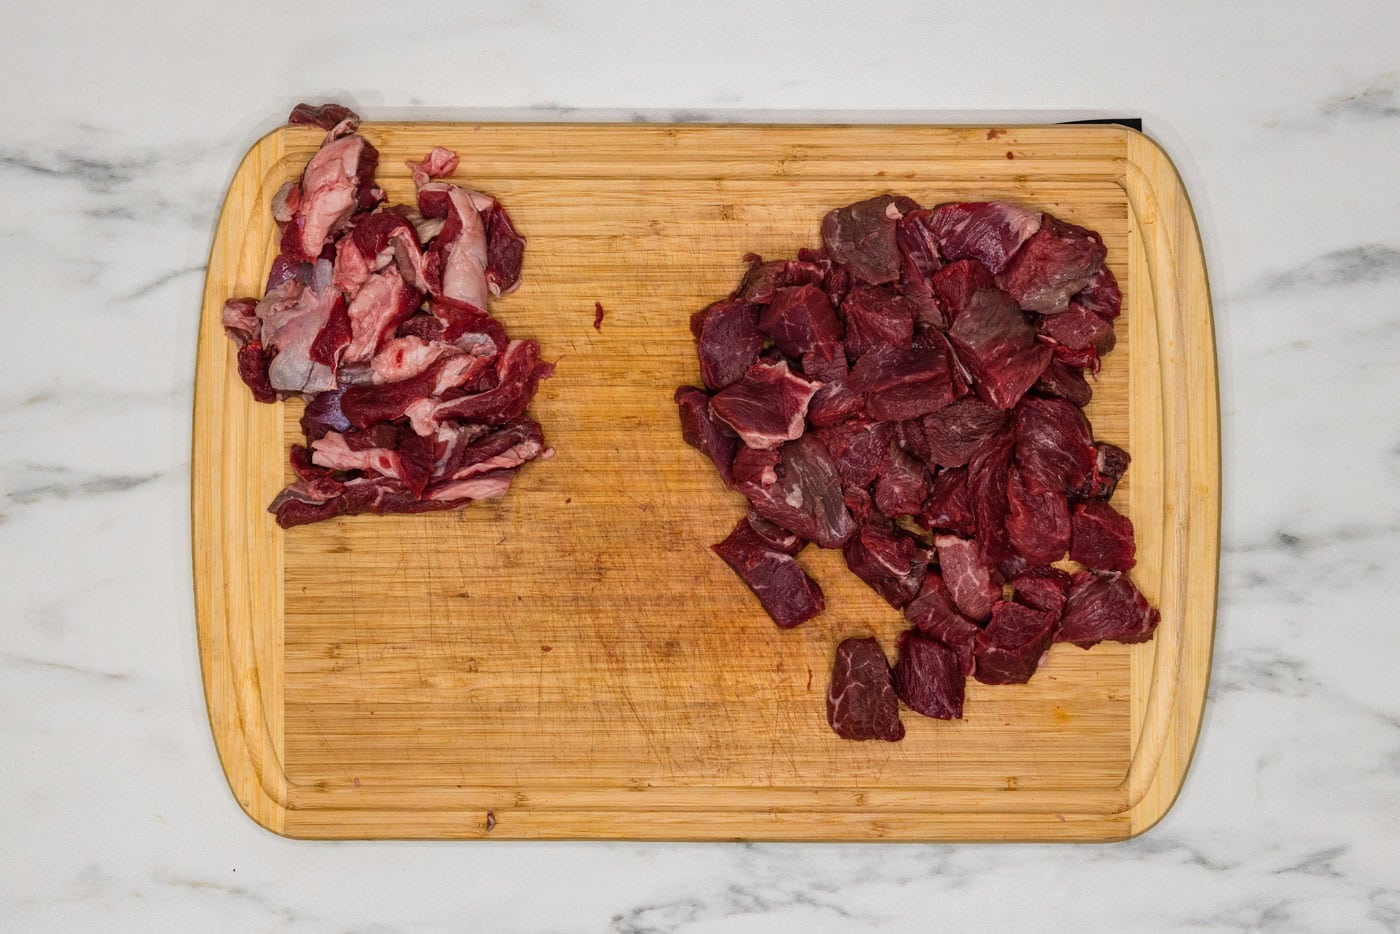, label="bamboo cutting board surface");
[192,123,1219,841]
